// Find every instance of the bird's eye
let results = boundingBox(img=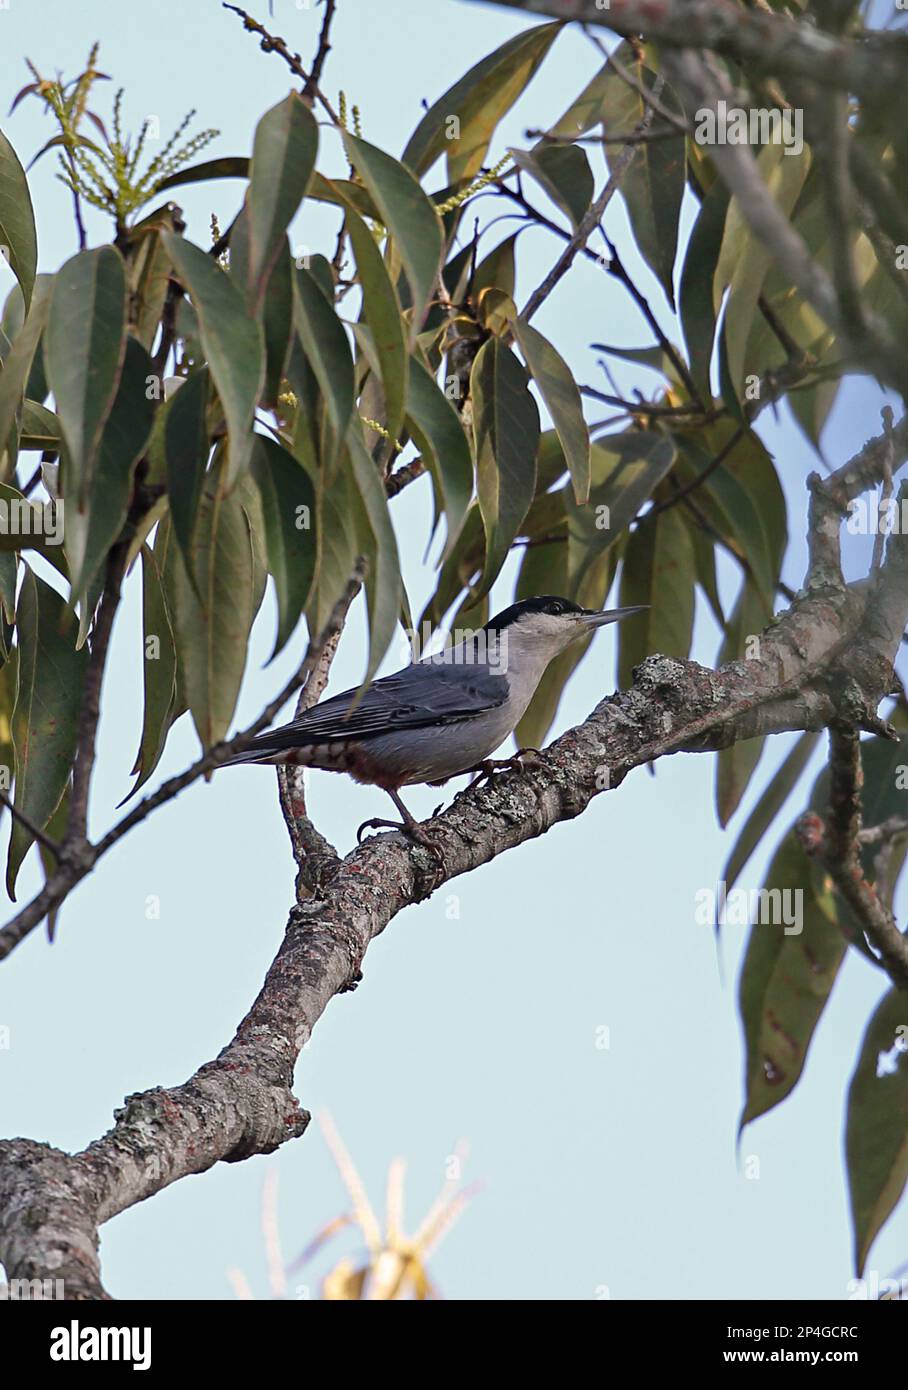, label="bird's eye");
[549,600,563,615]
